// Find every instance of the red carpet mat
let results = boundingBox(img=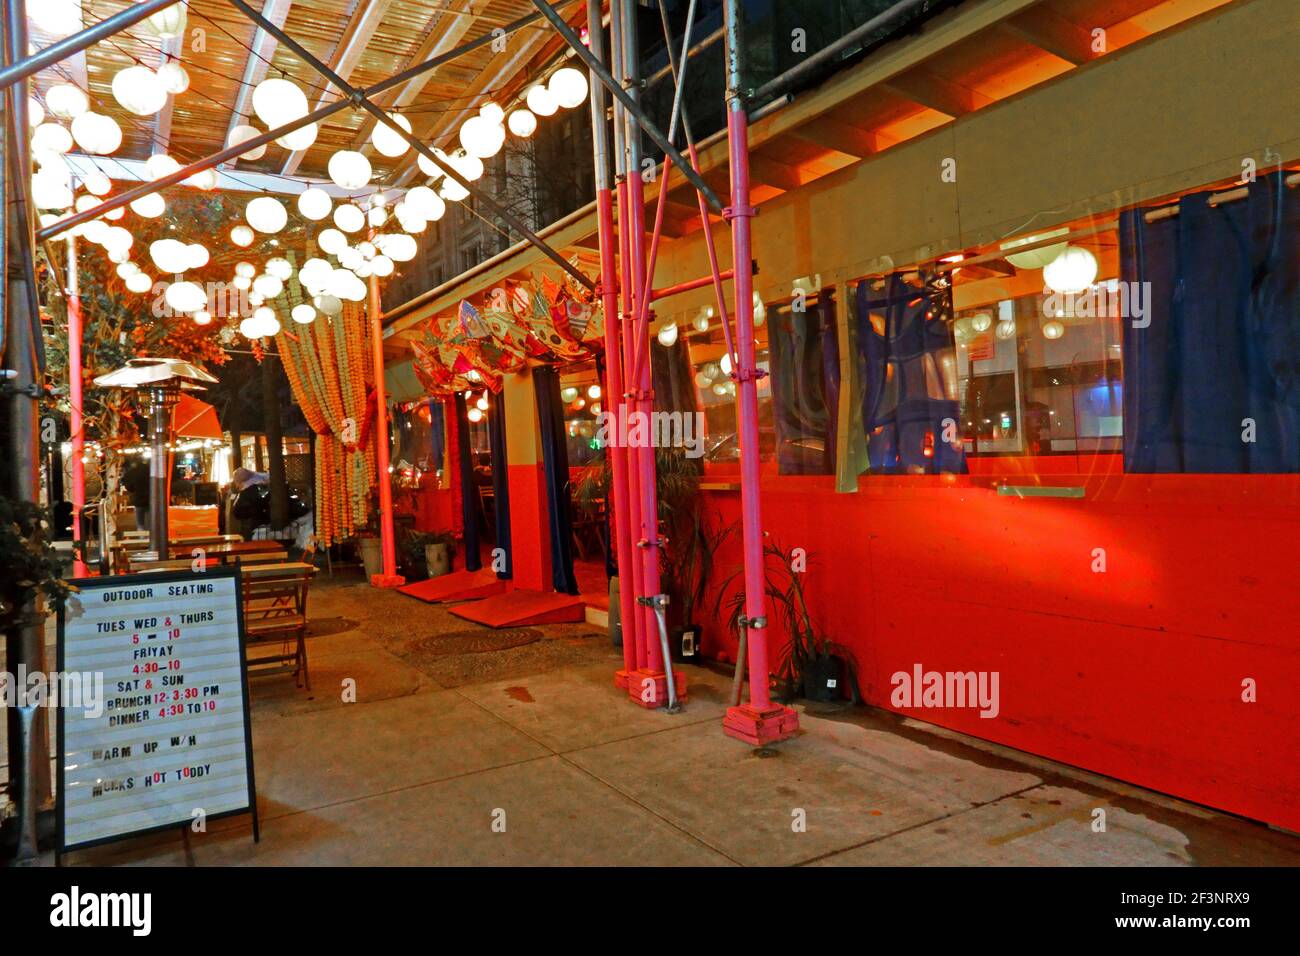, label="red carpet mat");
[449,589,586,627]
[397,568,508,604]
